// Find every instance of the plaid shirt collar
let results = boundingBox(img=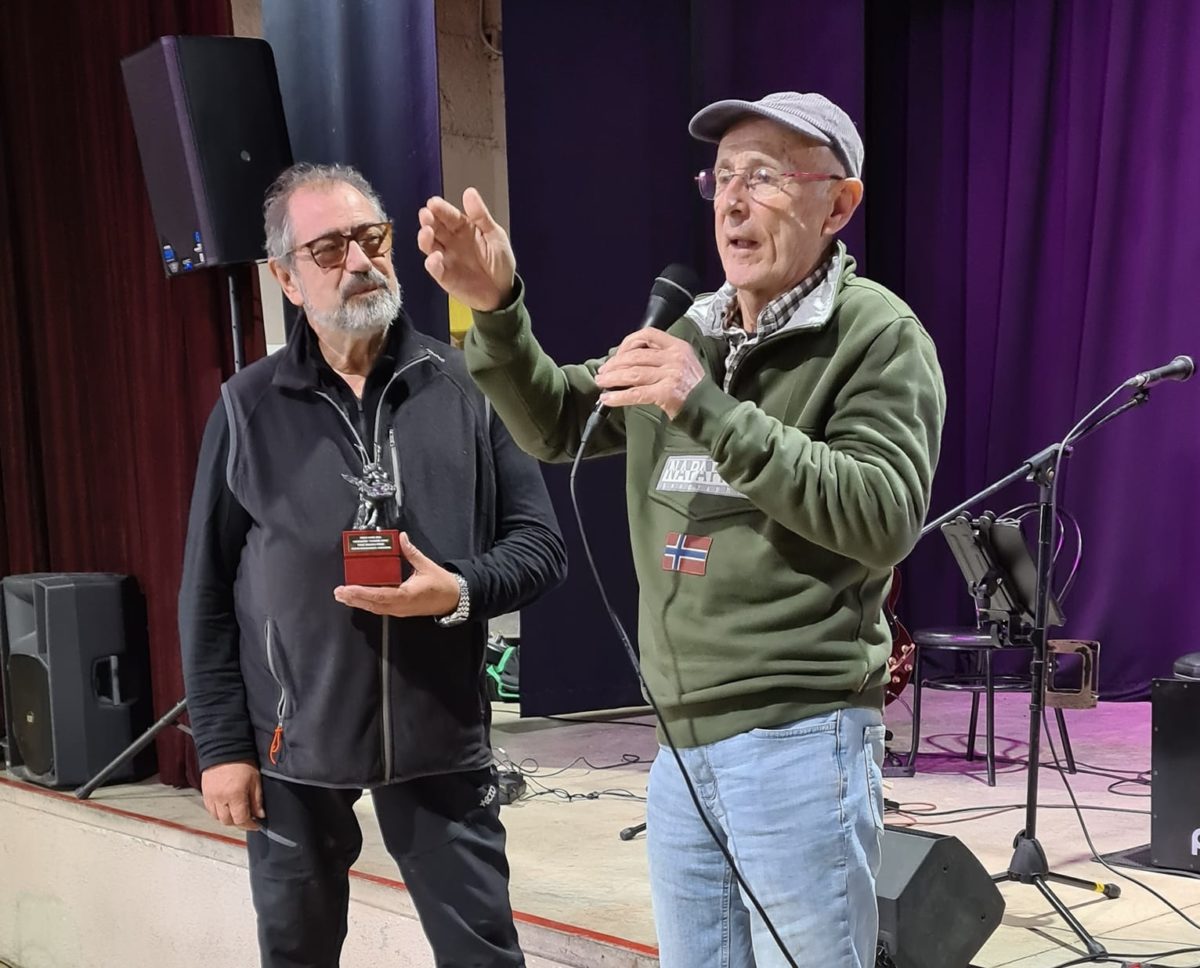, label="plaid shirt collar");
[721,247,836,339]
[712,244,841,390]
